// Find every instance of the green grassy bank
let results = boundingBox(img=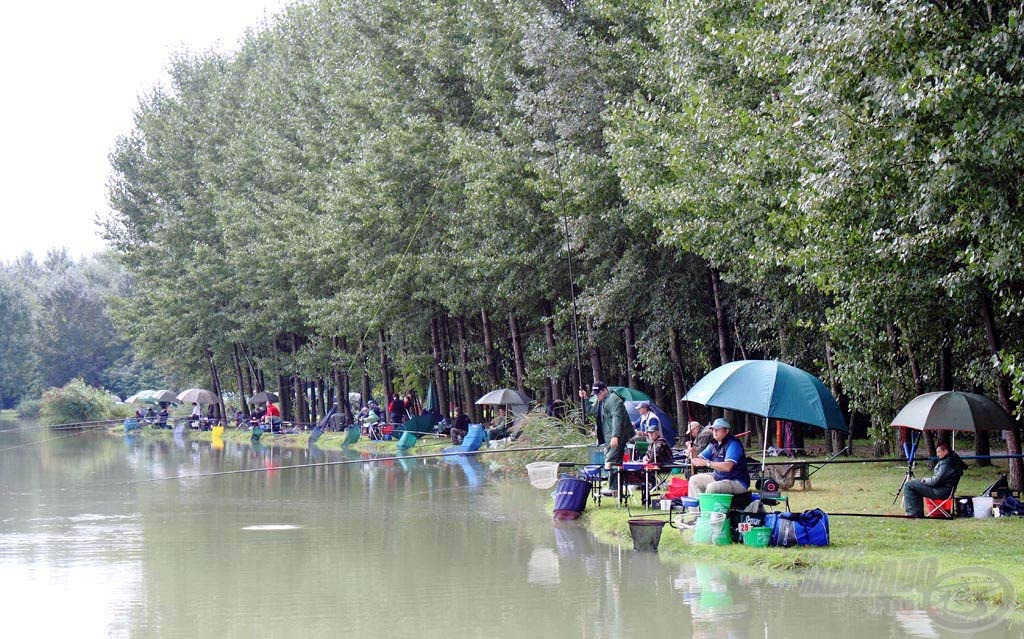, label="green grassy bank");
[582,457,1024,618]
